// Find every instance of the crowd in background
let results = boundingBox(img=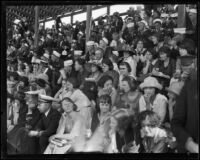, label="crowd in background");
[6,4,198,154]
